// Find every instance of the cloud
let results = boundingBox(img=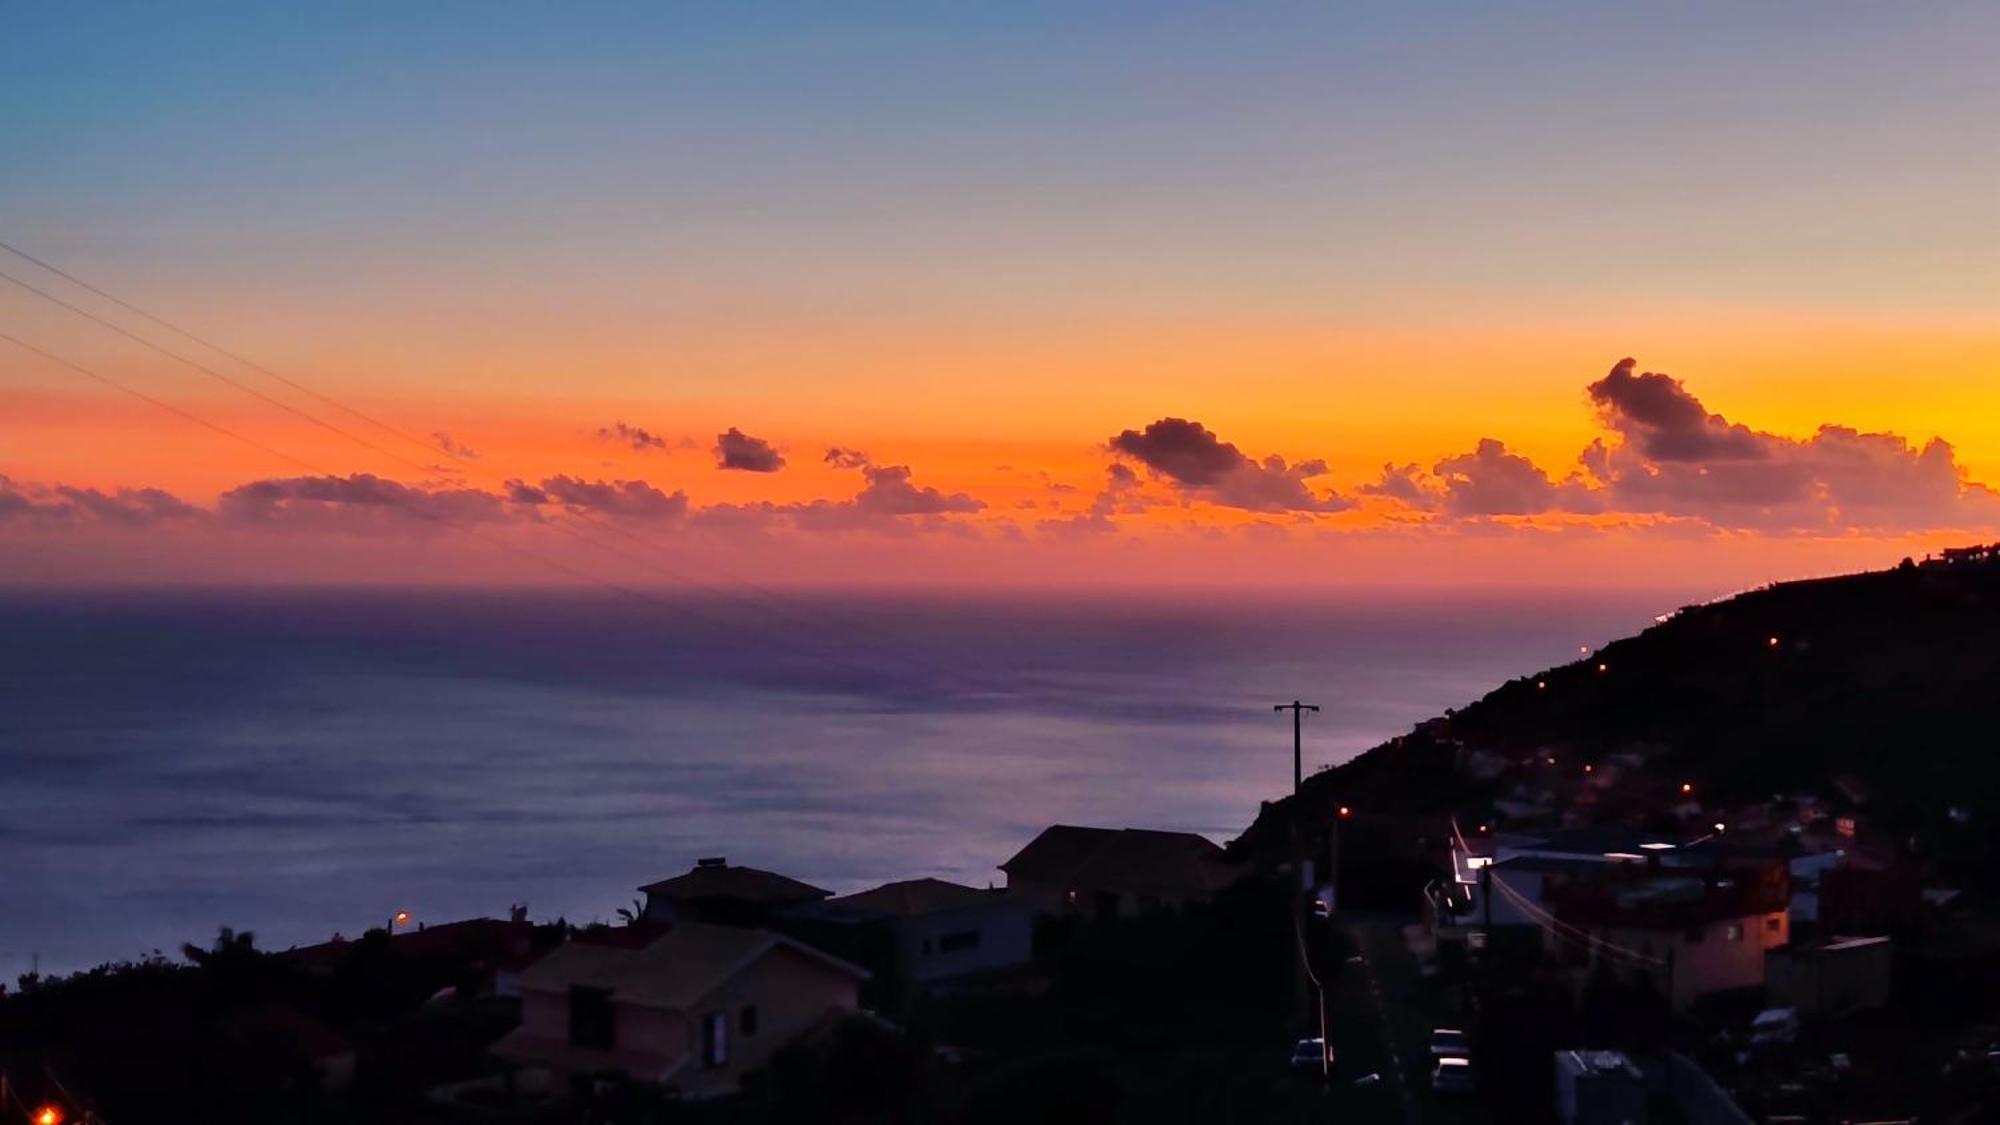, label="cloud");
[1107,418,1351,513]
[713,427,786,473]
[597,422,669,453]
[431,431,479,460]
[1360,463,1440,510]
[1431,438,1600,517]
[0,476,200,527]
[789,464,983,531]
[510,475,689,520]
[1588,358,1767,462]
[697,457,986,534]
[1039,463,1152,537]
[1576,358,1998,531]
[216,474,513,532]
